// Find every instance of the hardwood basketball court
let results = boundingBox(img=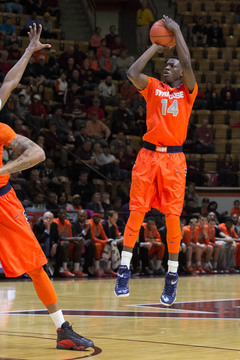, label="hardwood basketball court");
[0,275,240,360]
